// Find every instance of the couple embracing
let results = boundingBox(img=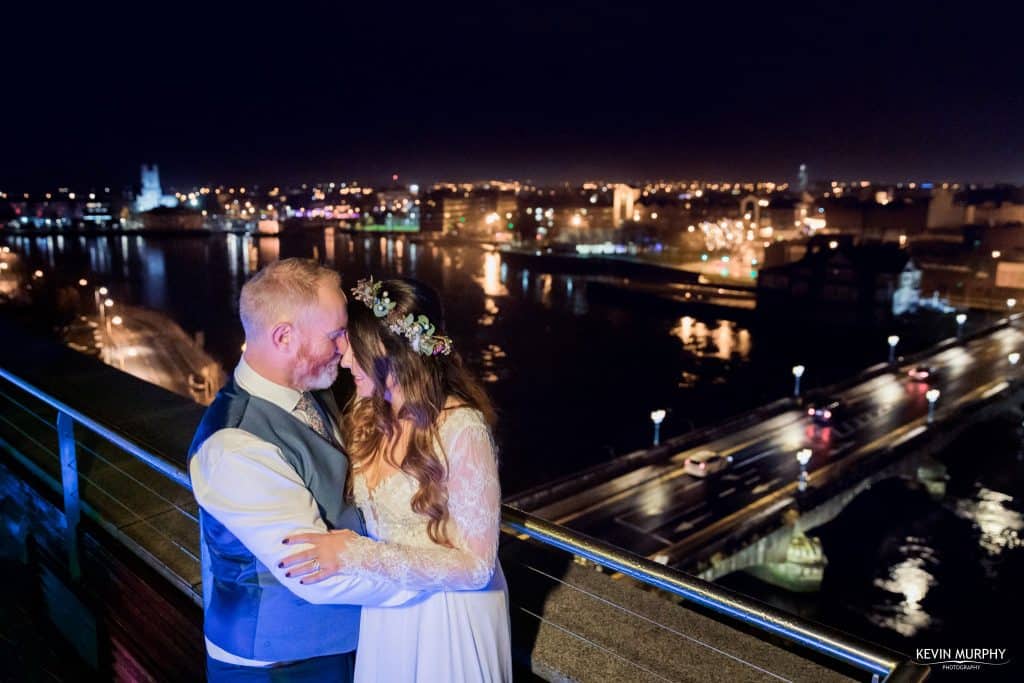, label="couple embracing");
[189,258,512,682]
